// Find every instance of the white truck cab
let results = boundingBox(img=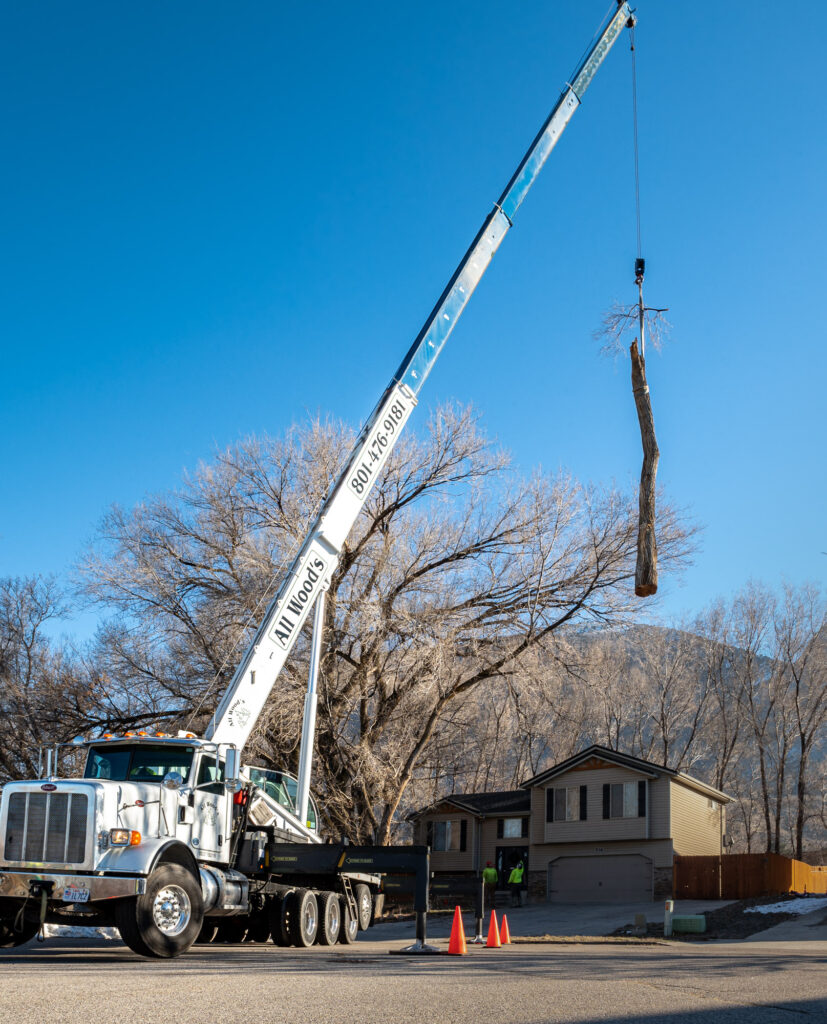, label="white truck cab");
[0,734,317,955]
